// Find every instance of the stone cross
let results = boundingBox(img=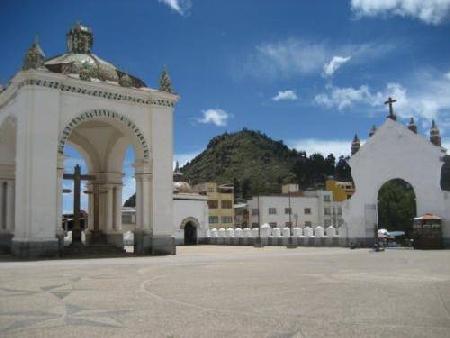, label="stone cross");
[384,97,397,120]
[63,165,95,244]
